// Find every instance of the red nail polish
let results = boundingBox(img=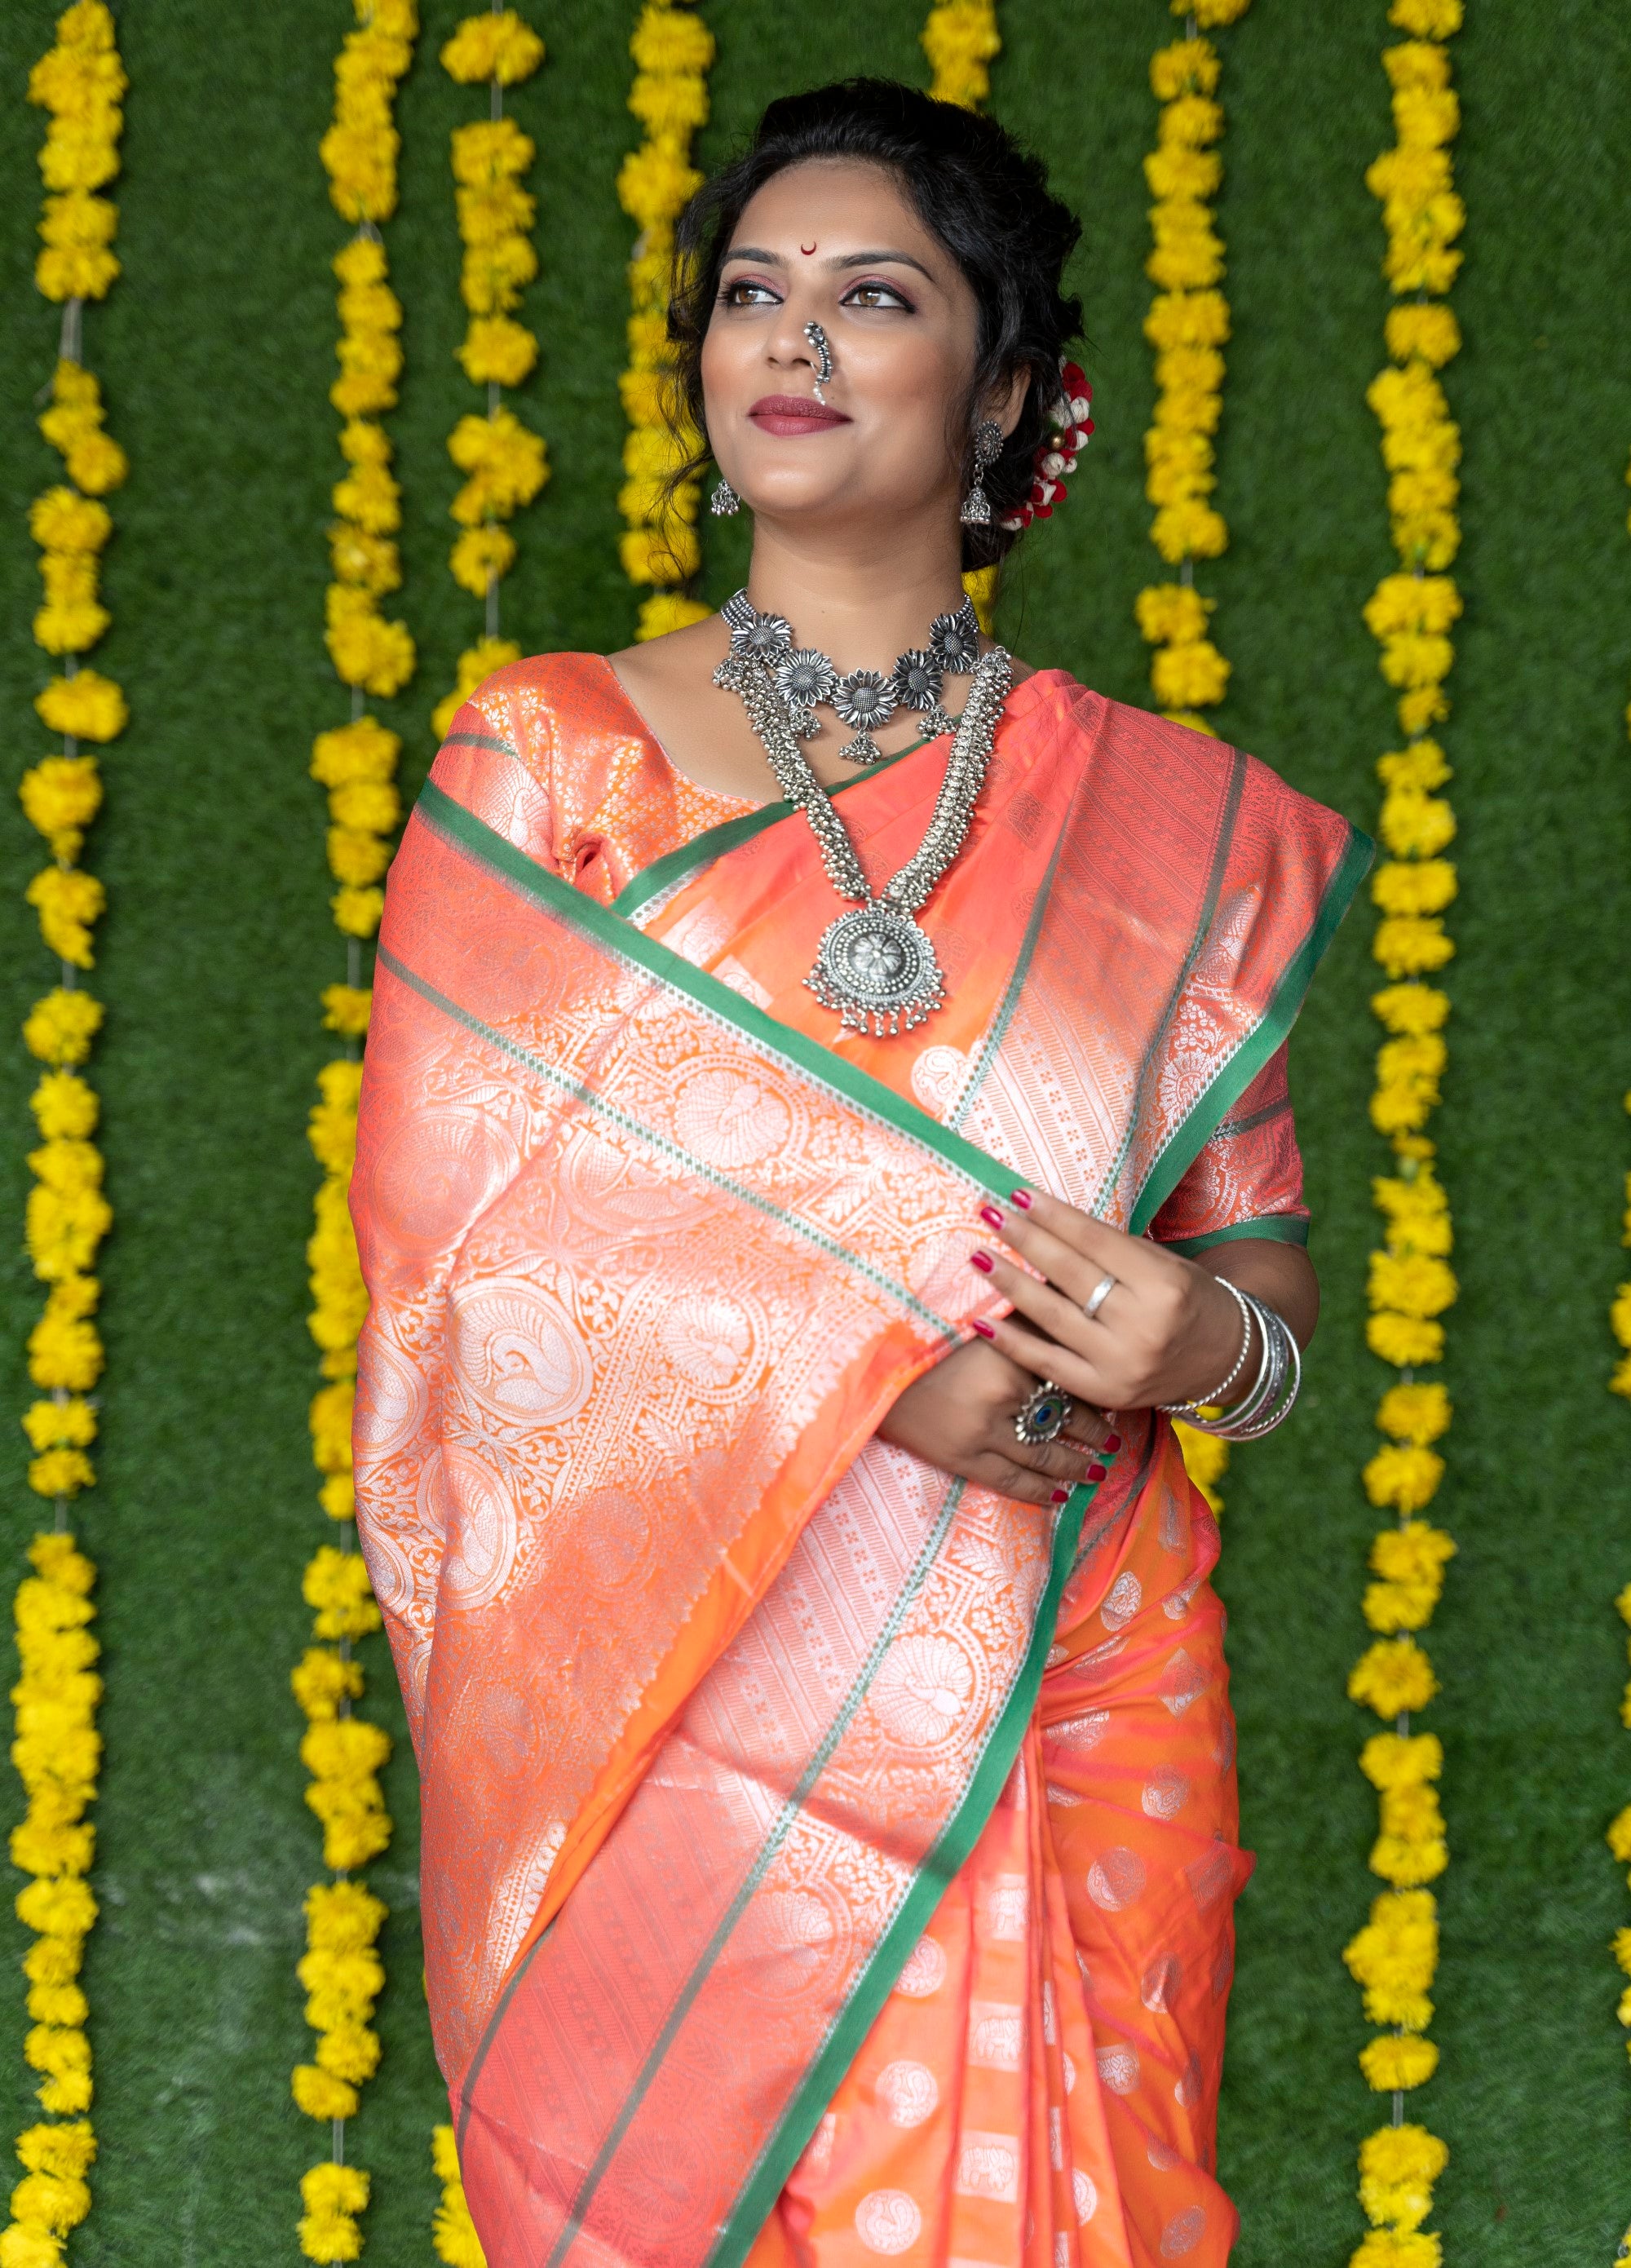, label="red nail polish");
[1010,1189,1033,1210]
[979,1204,1004,1232]
[970,1317,995,1339]
[1103,1432,1123,1453]
[969,1250,994,1274]
[1050,1487,1071,1504]
[1086,1461,1107,1483]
